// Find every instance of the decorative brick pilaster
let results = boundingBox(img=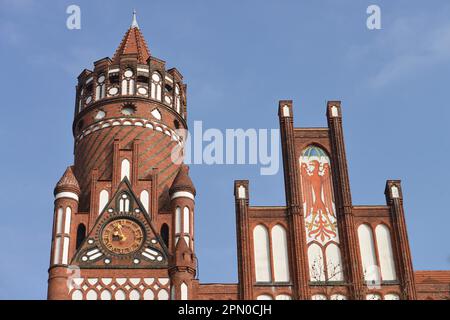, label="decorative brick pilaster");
[385,180,417,300]
[278,101,310,300]
[234,180,253,300]
[326,101,364,299]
